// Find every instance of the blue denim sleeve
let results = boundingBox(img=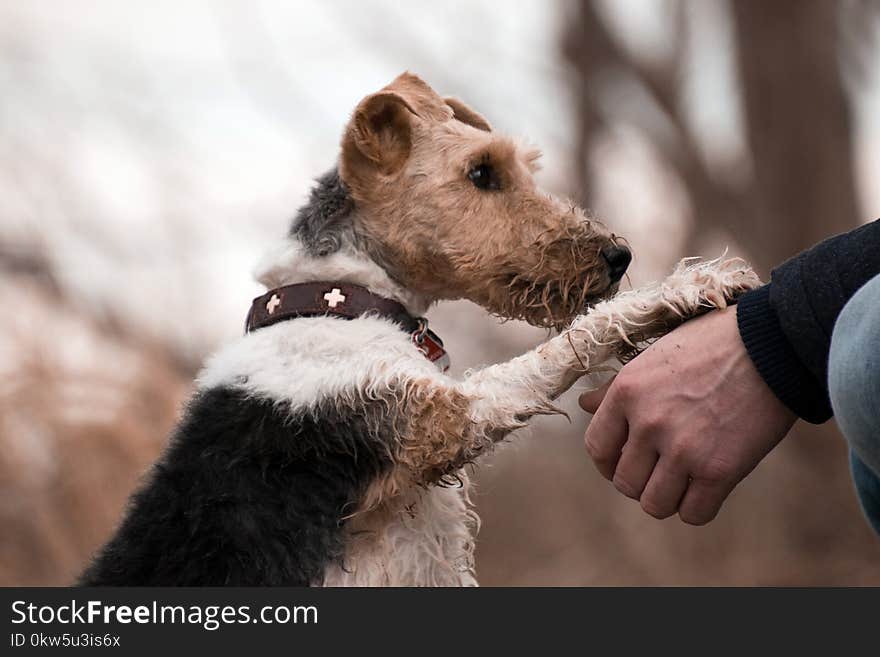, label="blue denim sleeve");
[736,219,880,424]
